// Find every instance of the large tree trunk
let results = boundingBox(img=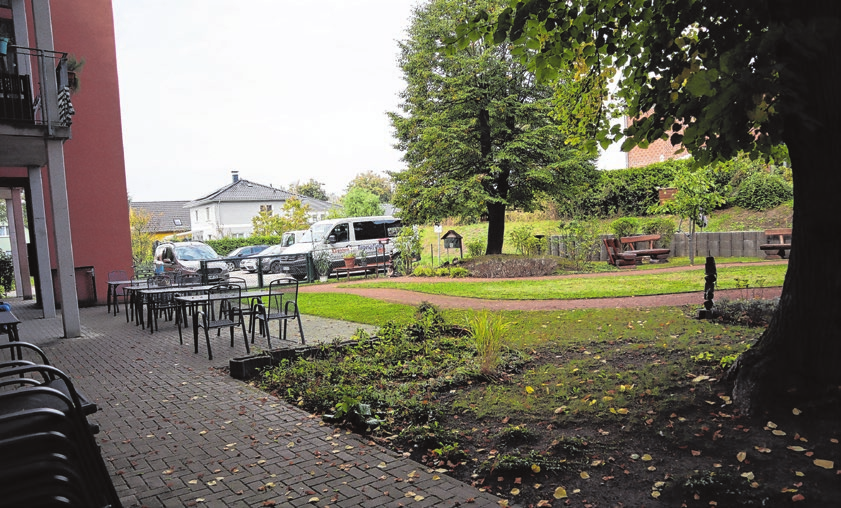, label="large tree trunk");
[486,202,506,254]
[728,7,841,414]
